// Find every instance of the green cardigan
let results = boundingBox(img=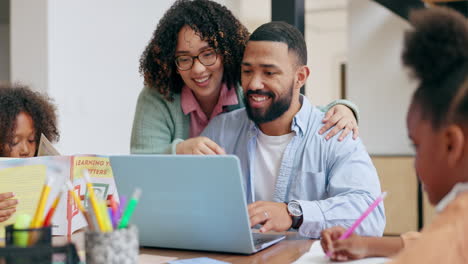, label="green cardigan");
[130,86,359,154]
